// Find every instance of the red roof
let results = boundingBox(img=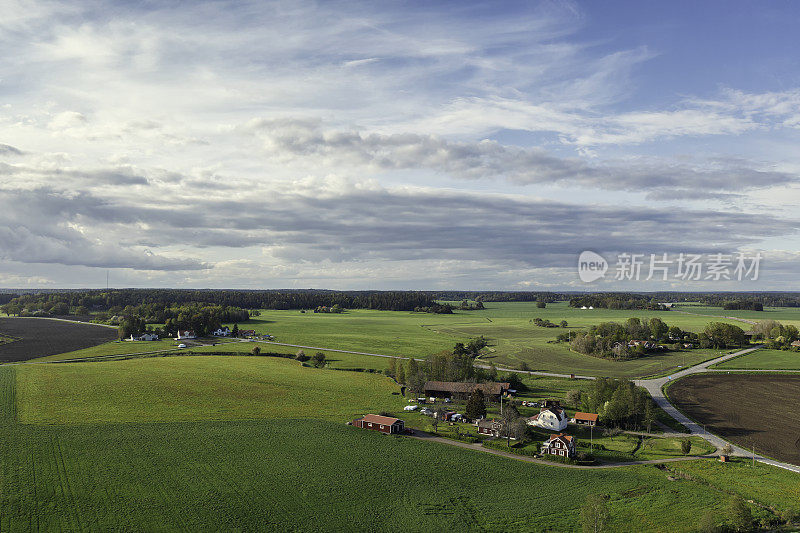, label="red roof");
[546,433,574,443]
[574,412,599,422]
[360,414,401,425]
